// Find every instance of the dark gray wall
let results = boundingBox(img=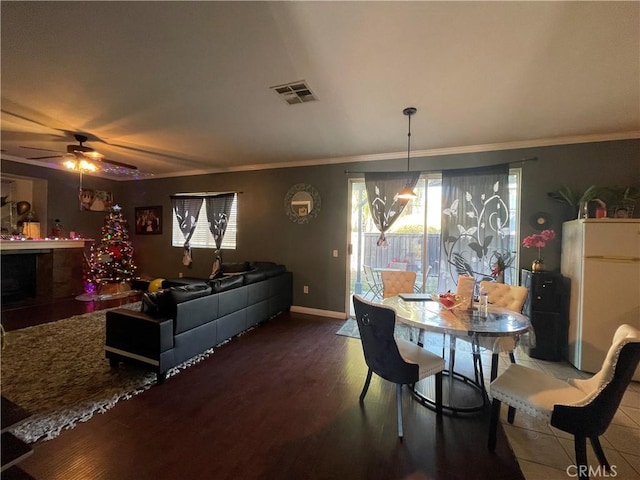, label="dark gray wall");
[118,164,350,312]
[3,139,638,312]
